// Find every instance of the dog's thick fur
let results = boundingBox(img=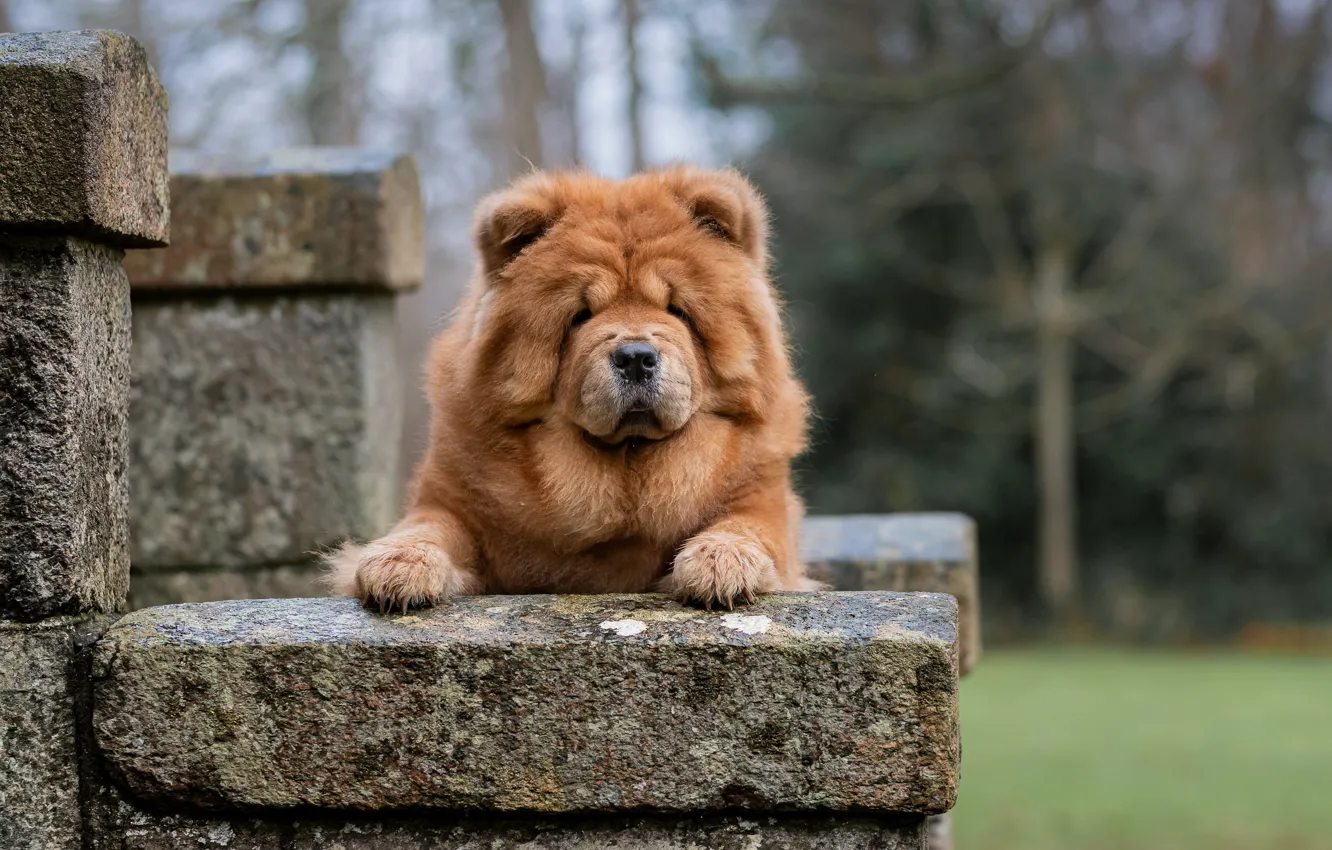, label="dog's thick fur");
[328,166,815,611]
